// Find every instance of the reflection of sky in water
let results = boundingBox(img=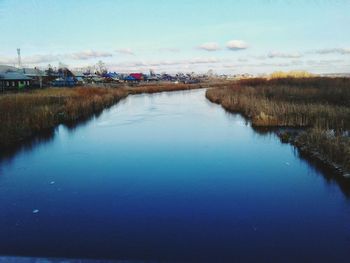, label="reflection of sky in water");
[0,89,350,262]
